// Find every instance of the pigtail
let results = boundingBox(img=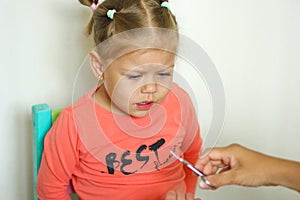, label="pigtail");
[79,0,178,45]
[152,0,177,31]
[79,0,120,41]
[79,0,93,6]
[93,4,118,44]
[79,0,95,35]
